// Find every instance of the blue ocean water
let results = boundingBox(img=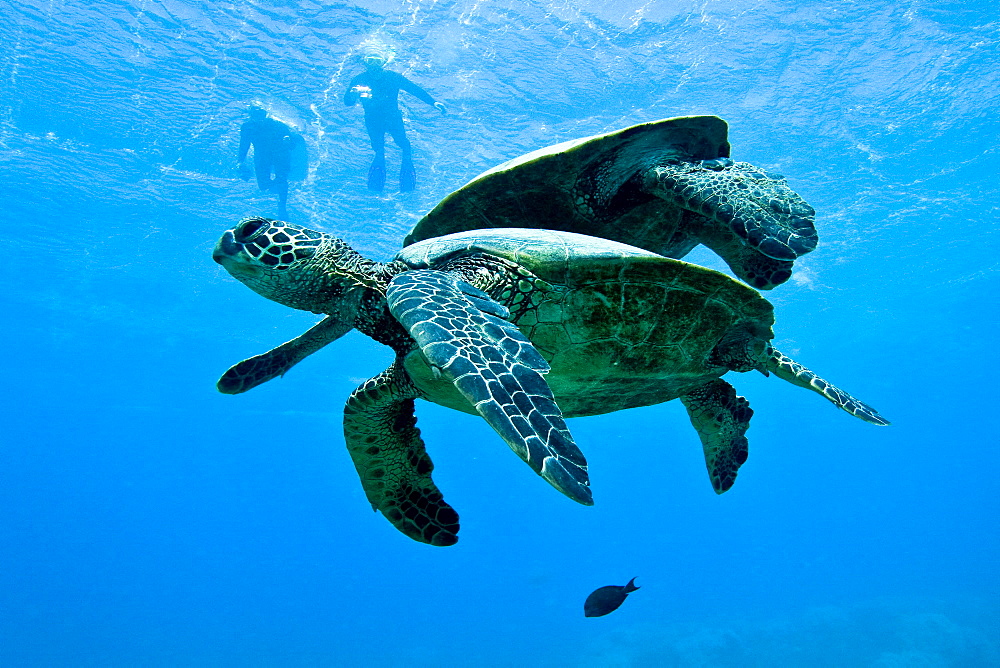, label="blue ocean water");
[2,0,998,665]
